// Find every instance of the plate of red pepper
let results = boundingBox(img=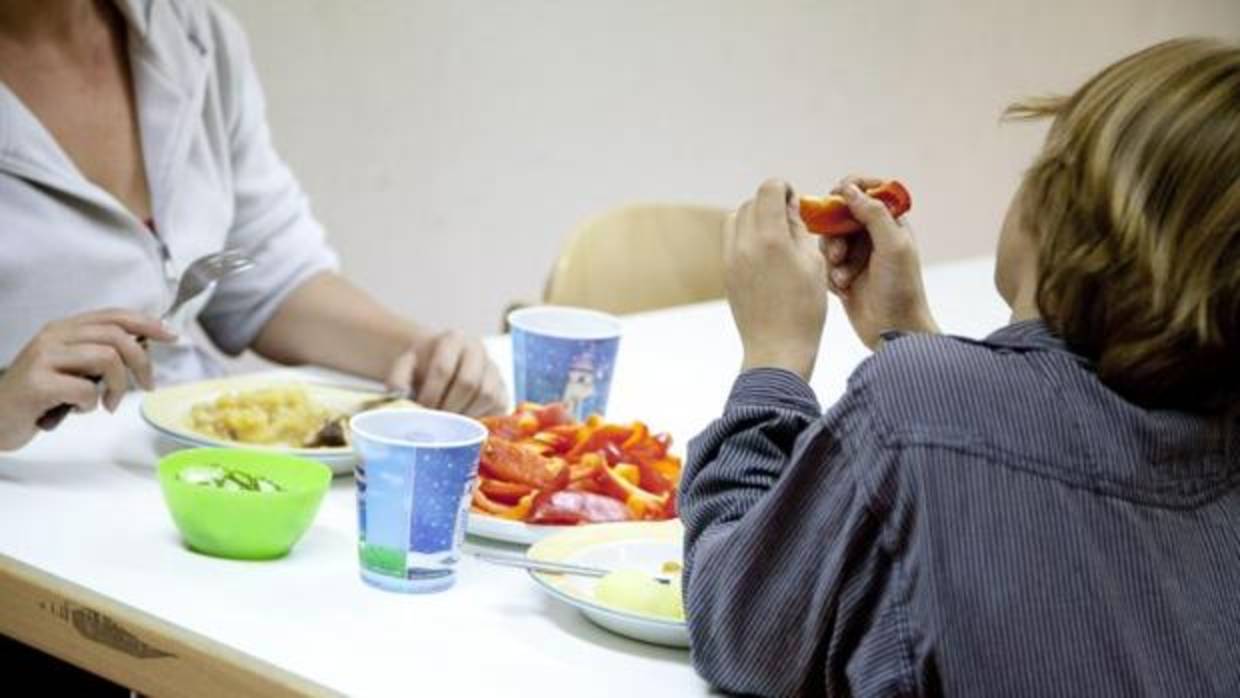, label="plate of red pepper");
[468,402,681,545]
